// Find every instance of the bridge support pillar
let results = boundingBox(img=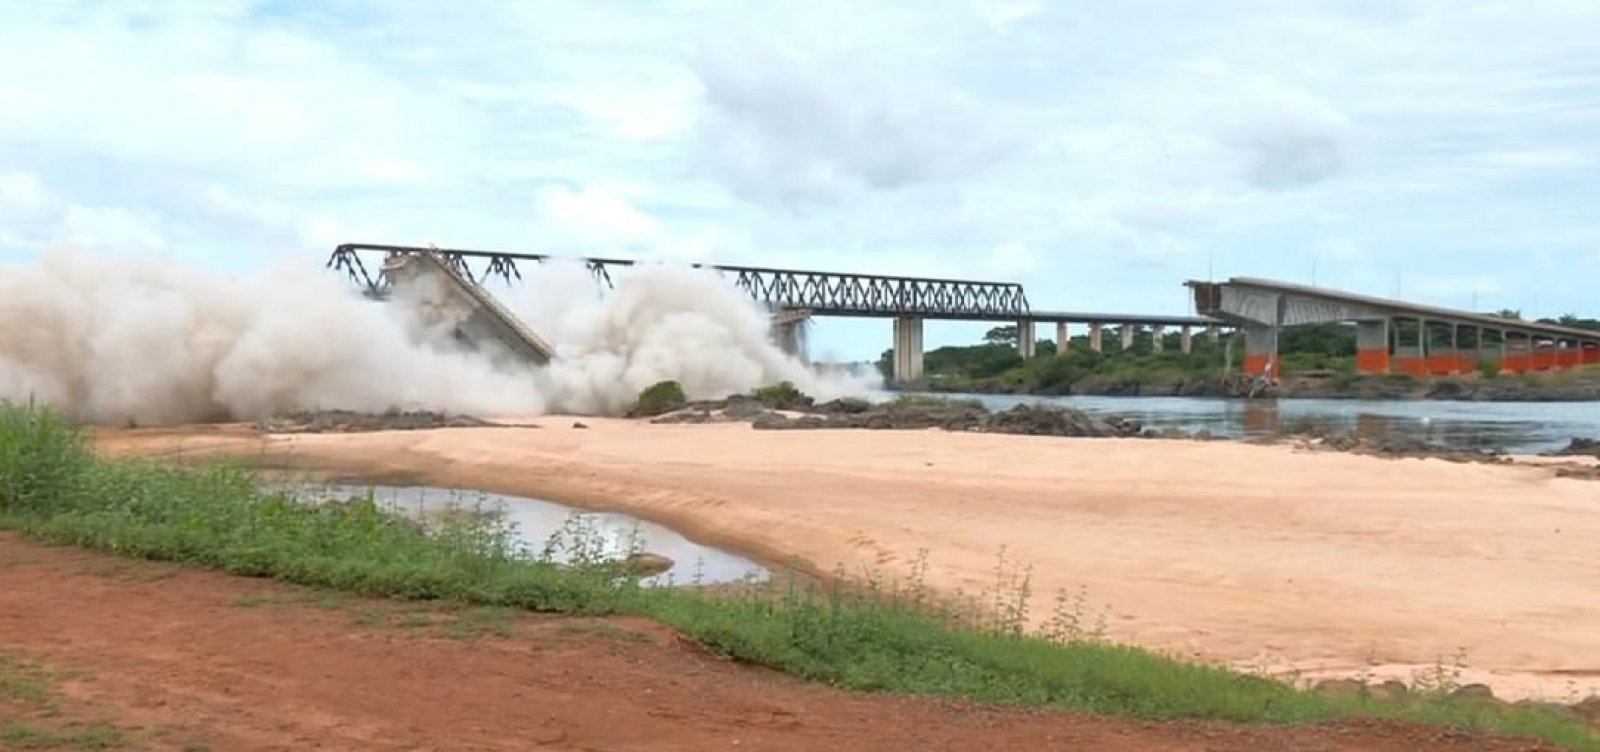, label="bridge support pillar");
[1055,322,1069,356]
[1207,324,1220,342]
[1459,326,1481,374]
[1120,323,1134,351]
[1089,324,1104,353]
[1355,320,1390,374]
[1180,326,1193,354]
[1017,319,1036,359]
[892,316,924,384]
[1151,325,1166,353]
[1242,323,1280,380]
